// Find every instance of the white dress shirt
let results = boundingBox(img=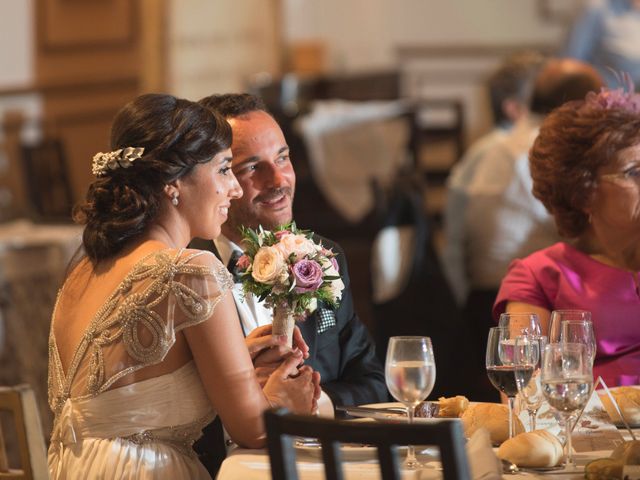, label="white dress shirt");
[443,116,560,298]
